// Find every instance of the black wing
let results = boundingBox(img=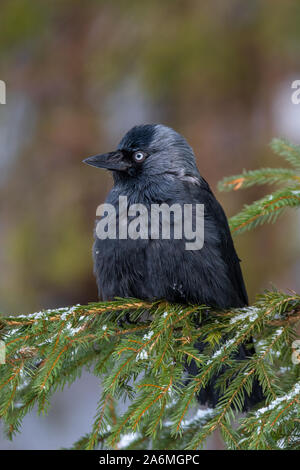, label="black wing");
[199,176,248,307]
[145,176,248,308]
